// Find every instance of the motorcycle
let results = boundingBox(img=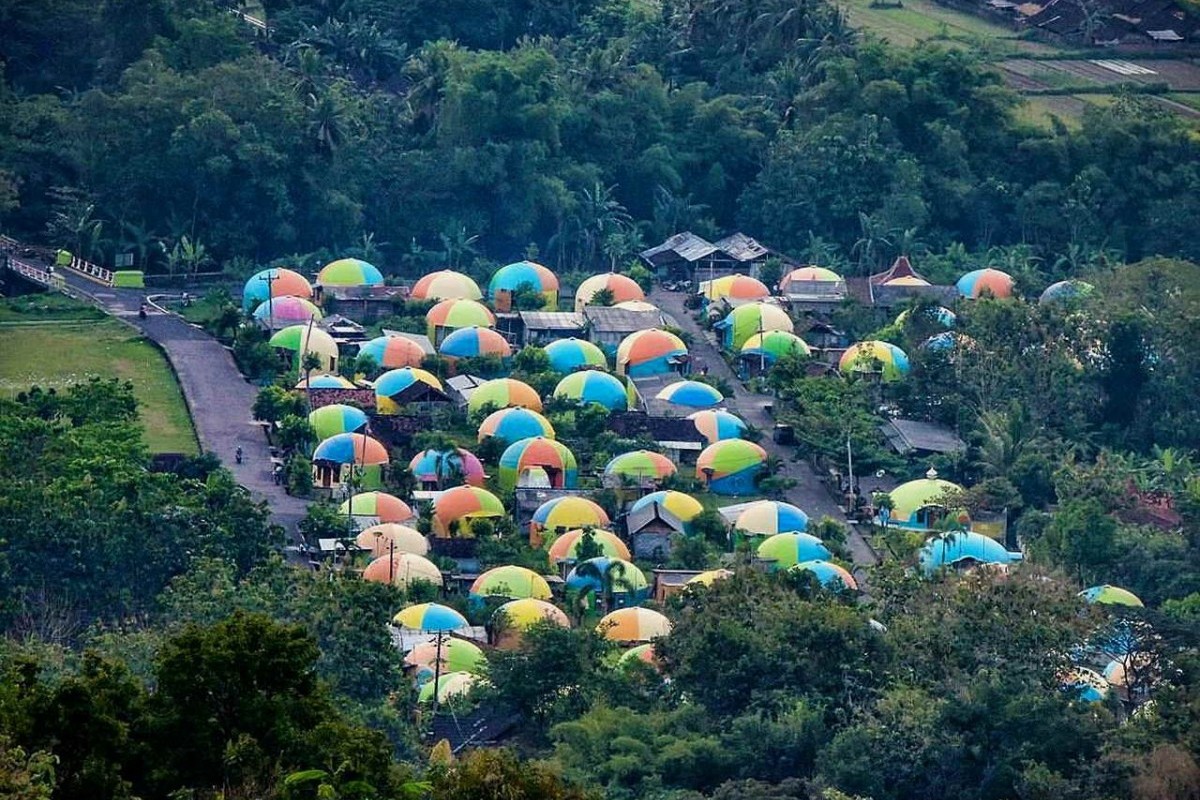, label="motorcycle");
[235,447,243,465]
